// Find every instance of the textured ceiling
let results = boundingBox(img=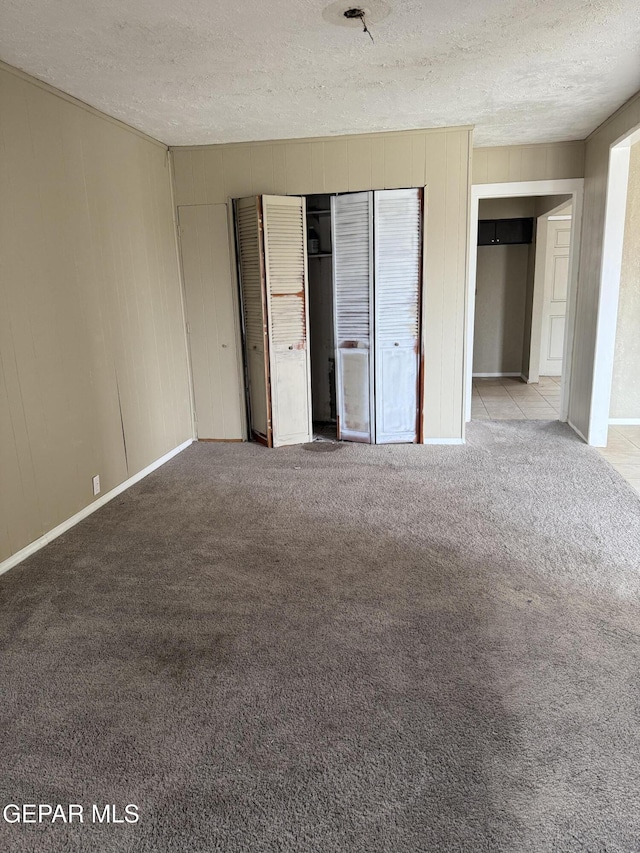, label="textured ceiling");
[1,0,640,147]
